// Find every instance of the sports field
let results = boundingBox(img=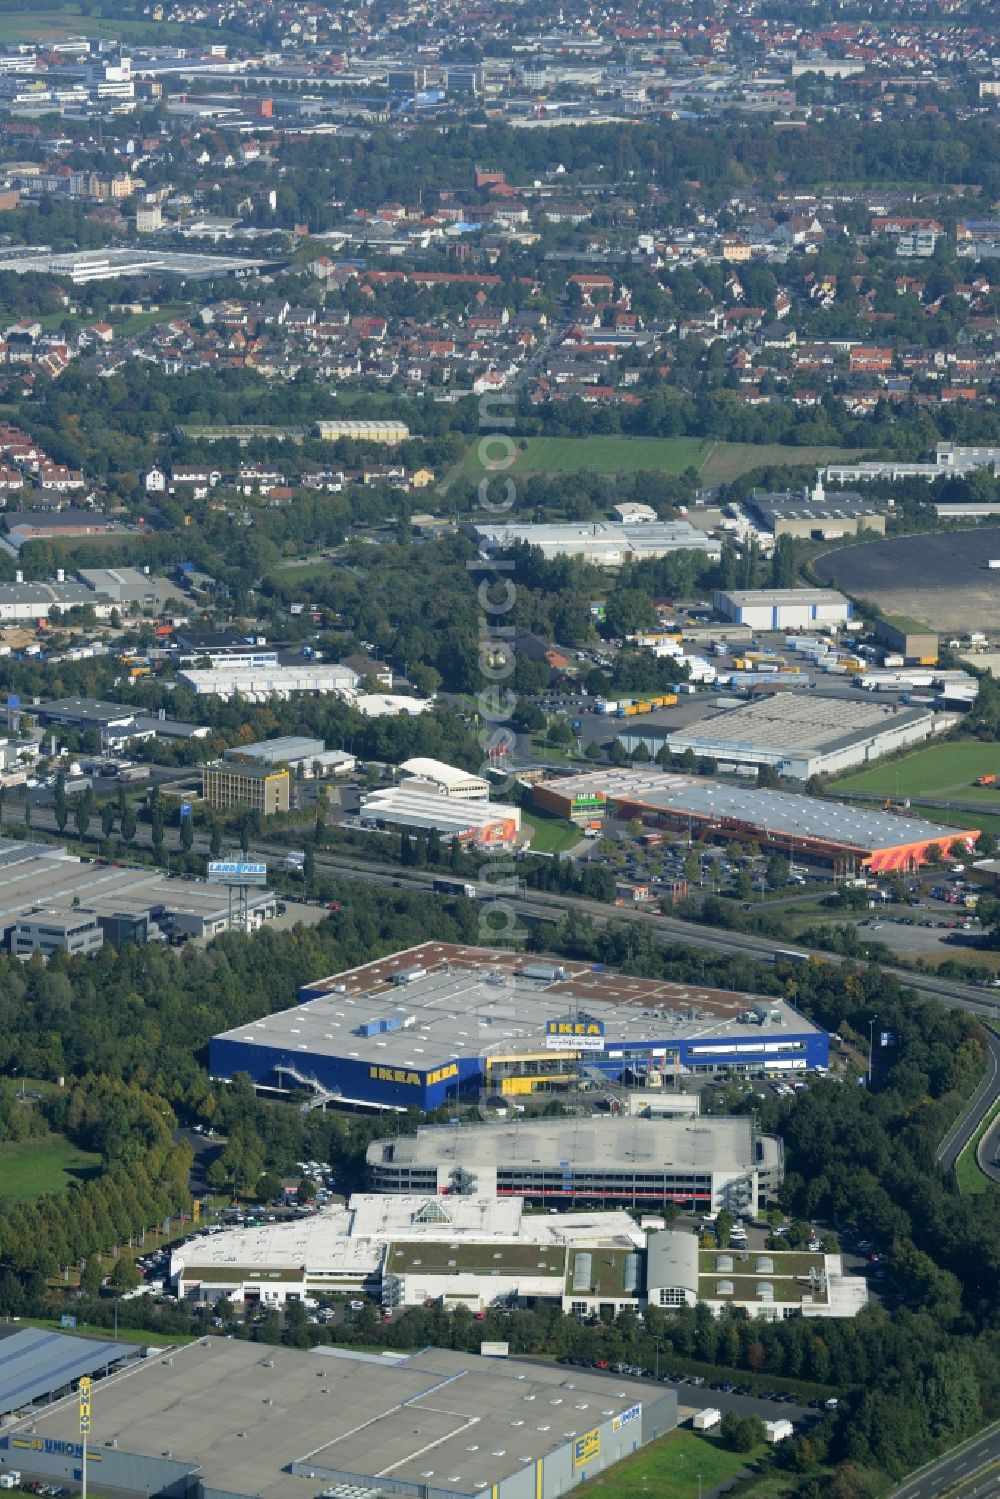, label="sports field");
[0,1133,102,1204]
[576,1428,761,1499]
[835,742,1000,803]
